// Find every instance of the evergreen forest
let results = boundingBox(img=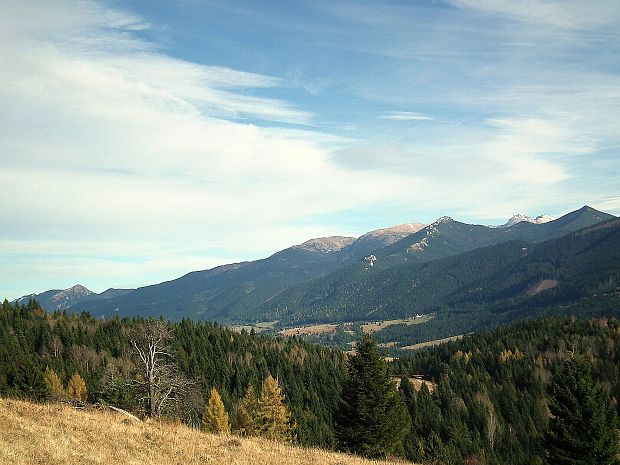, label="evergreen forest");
[1,299,619,464]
